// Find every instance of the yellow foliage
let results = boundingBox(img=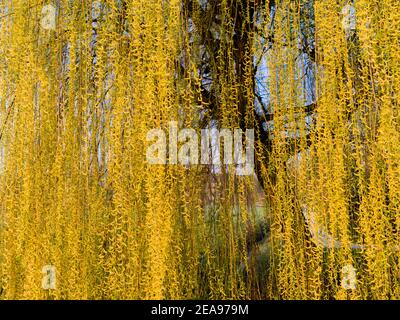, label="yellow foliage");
[0,0,399,300]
